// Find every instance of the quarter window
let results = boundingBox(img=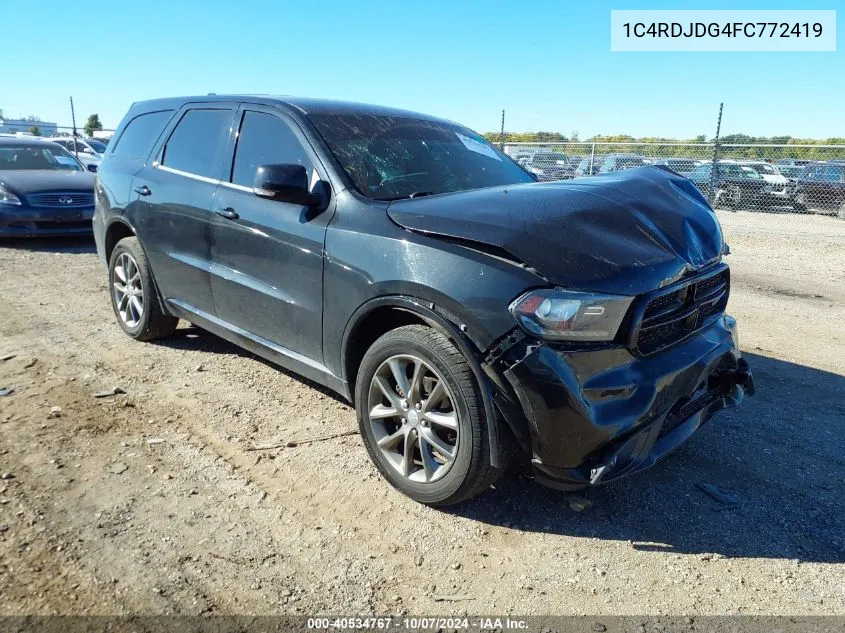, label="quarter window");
[112,110,173,160]
[161,109,231,179]
[231,111,312,187]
